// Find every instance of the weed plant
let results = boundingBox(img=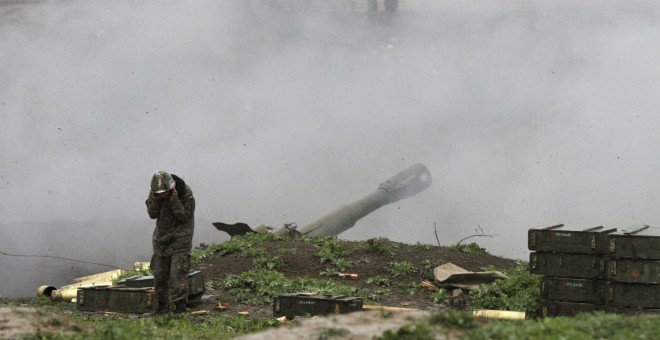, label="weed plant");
[364,237,399,257]
[467,261,540,316]
[386,261,416,277]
